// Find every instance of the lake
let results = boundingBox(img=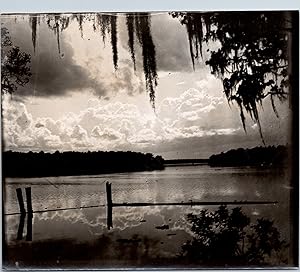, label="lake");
[3,165,295,268]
